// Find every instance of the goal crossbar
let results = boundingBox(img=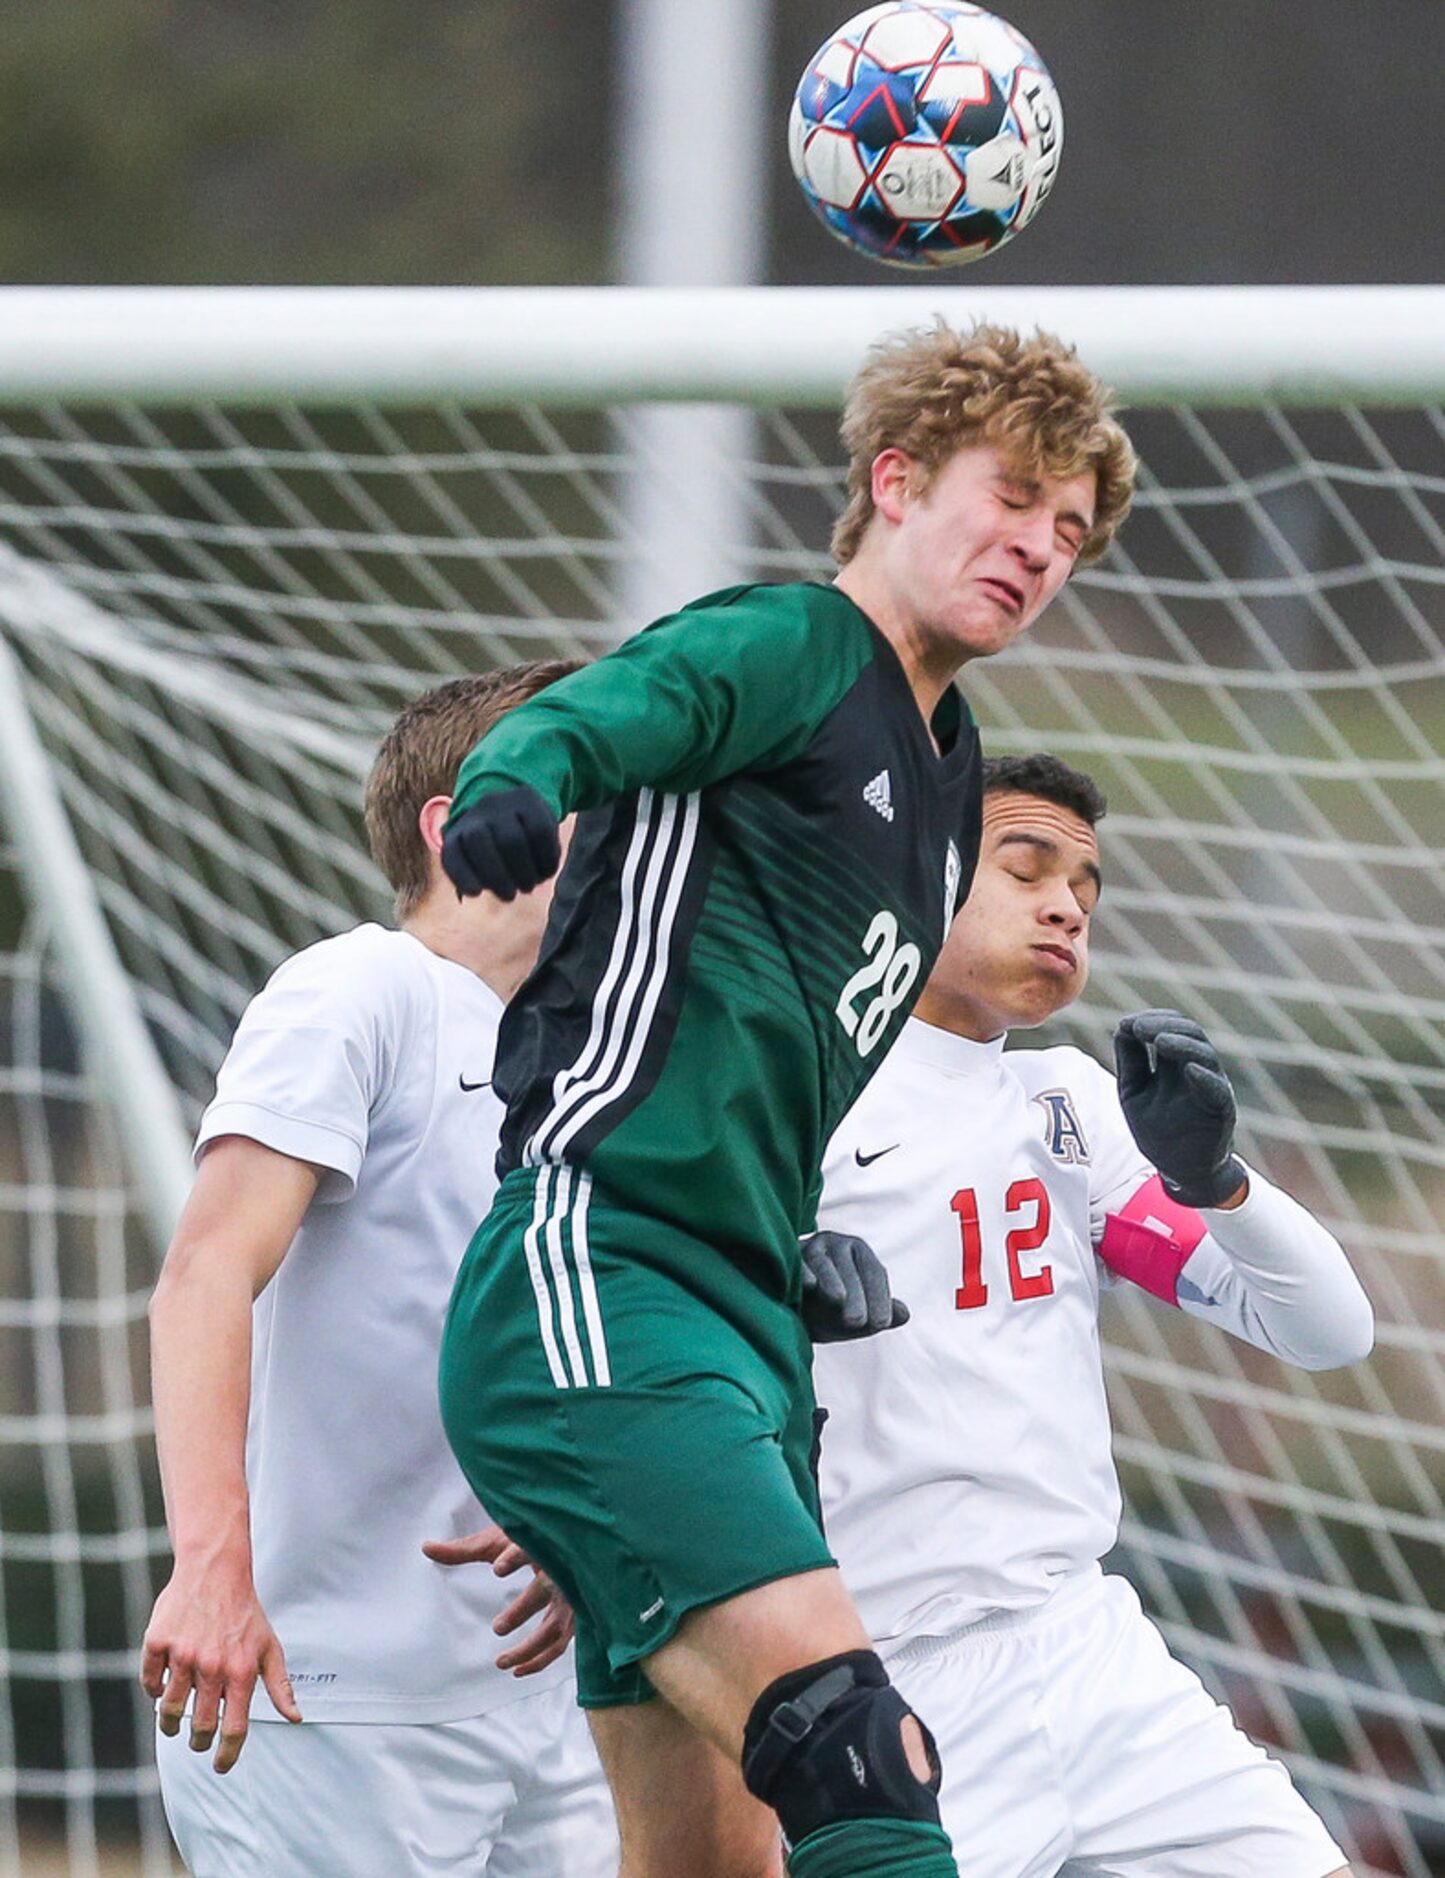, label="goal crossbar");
[0,285,1440,408]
